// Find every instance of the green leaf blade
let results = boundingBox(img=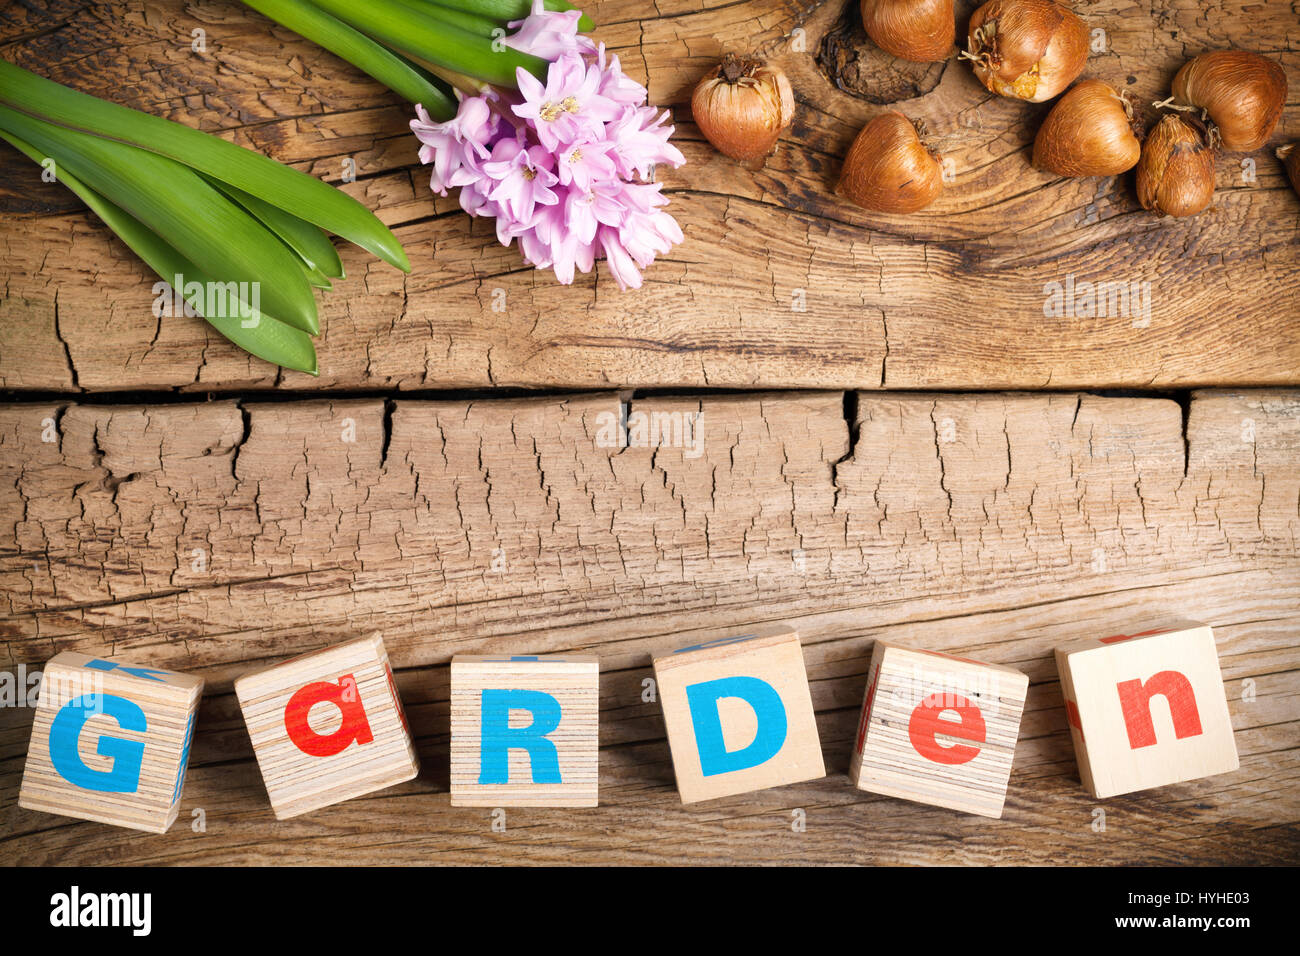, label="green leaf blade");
[239,0,456,119]
[0,57,410,272]
[207,176,345,278]
[0,104,321,334]
[0,130,319,374]
[306,0,549,86]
